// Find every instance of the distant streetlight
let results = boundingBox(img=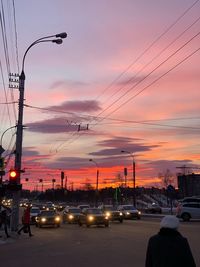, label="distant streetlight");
[121,150,136,207]
[11,32,67,231]
[89,159,99,207]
